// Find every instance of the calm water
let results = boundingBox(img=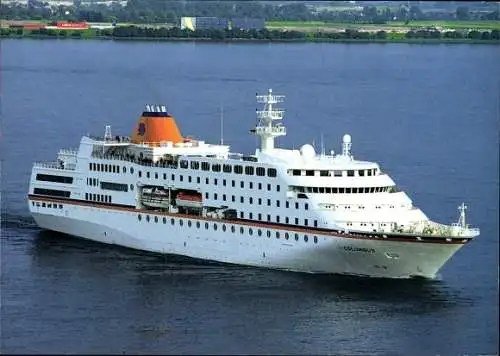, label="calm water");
[1,39,499,355]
